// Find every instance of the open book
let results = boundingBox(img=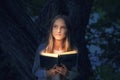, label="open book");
[40,50,78,70]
